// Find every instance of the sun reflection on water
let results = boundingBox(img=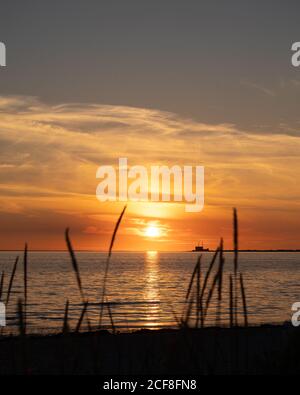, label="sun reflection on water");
[144,251,161,328]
